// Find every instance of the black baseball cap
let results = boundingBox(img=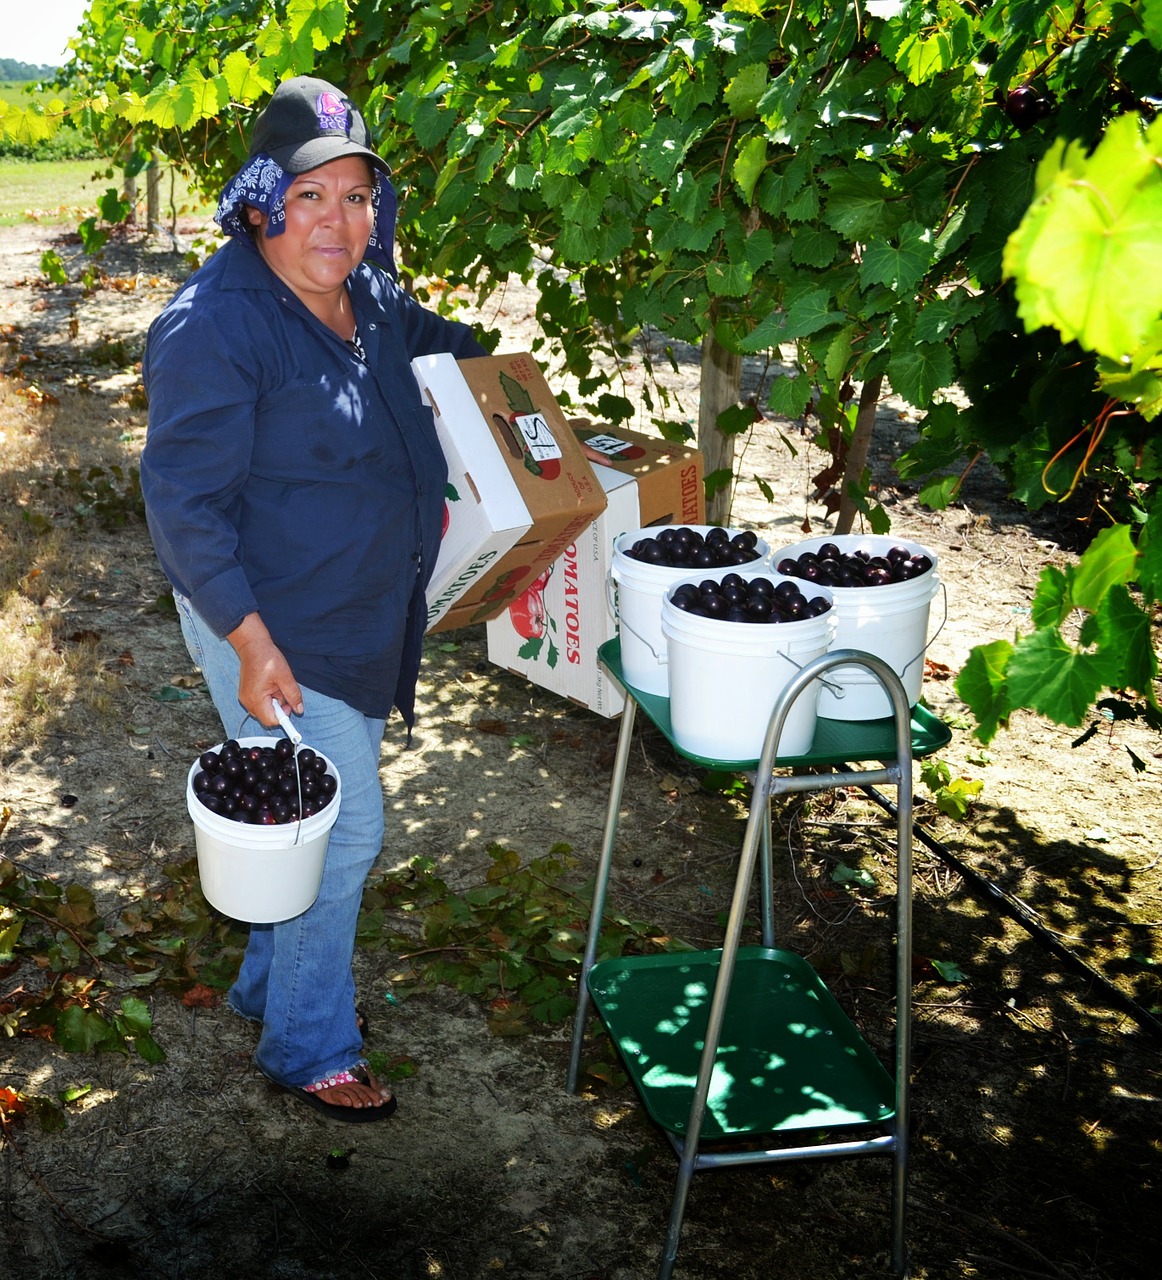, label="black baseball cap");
[249,76,391,176]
